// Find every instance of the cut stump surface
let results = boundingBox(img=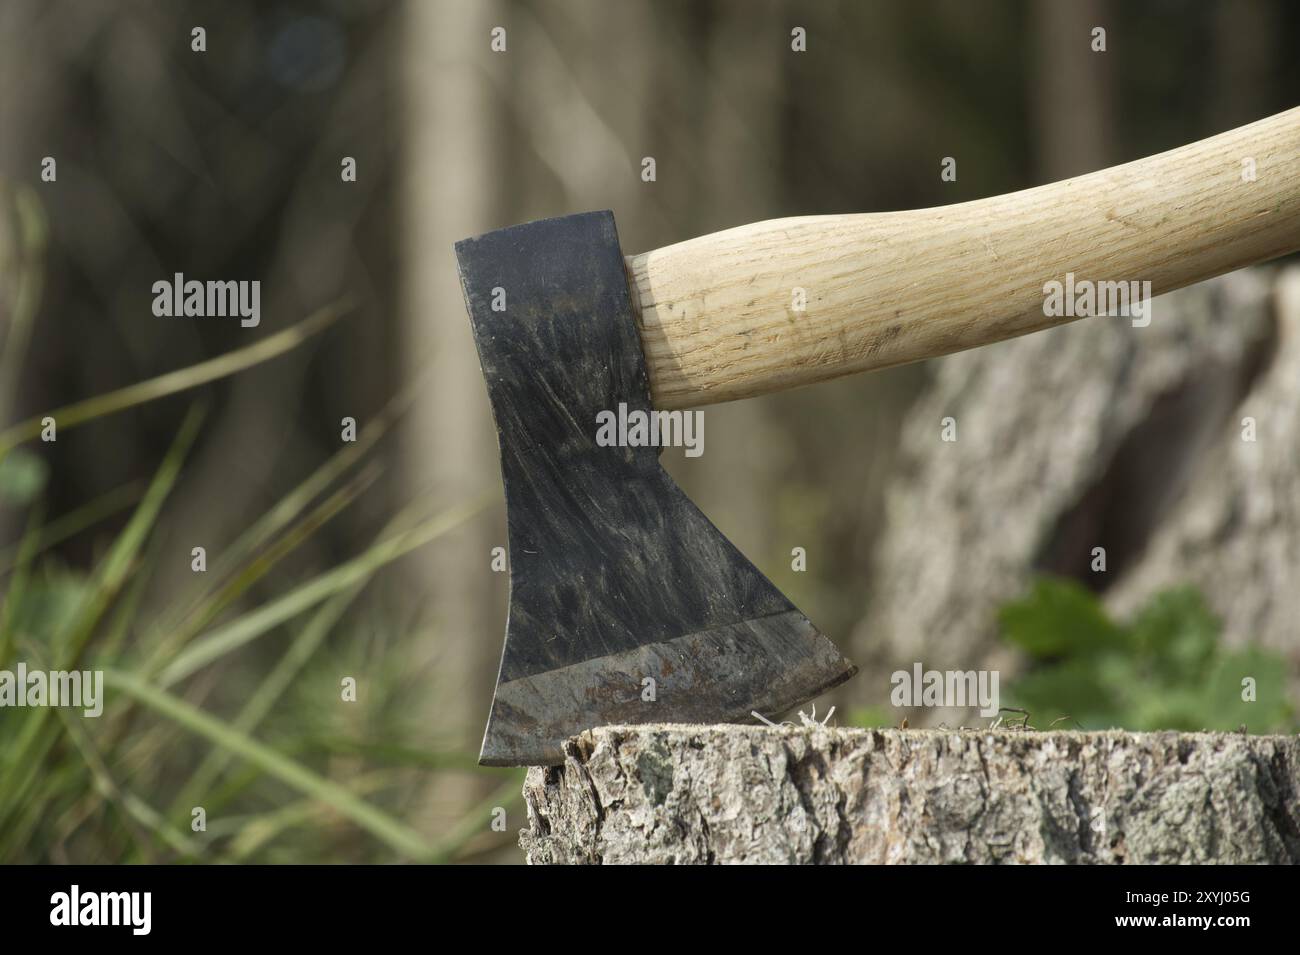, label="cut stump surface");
[521,724,1300,864]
